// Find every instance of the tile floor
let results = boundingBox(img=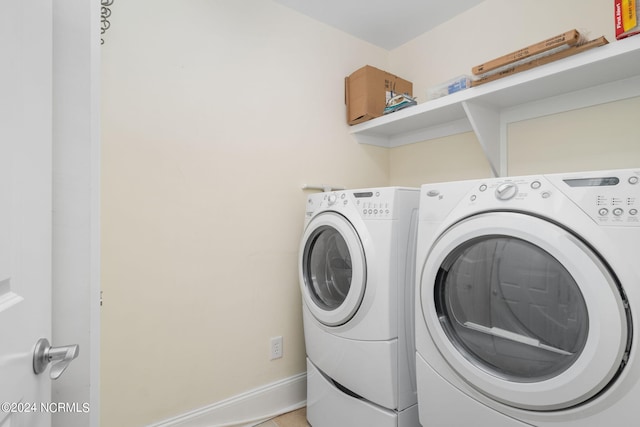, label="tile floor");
[255,407,310,427]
